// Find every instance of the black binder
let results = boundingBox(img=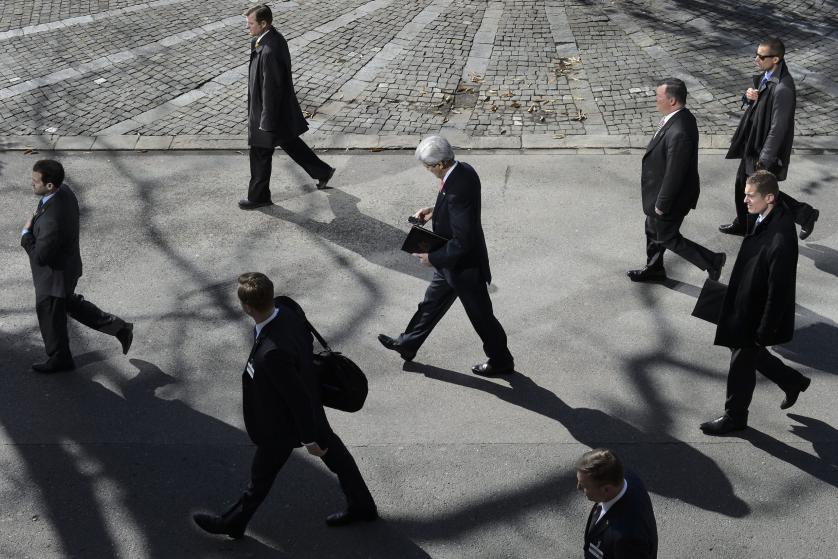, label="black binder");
[401,225,448,254]
[692,278,728,324]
